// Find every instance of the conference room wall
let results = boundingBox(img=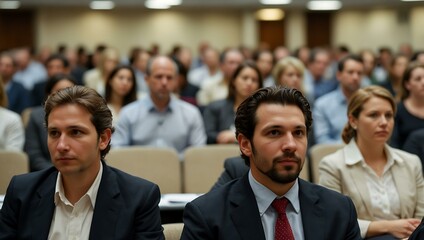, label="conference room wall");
[35,7,424,57]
